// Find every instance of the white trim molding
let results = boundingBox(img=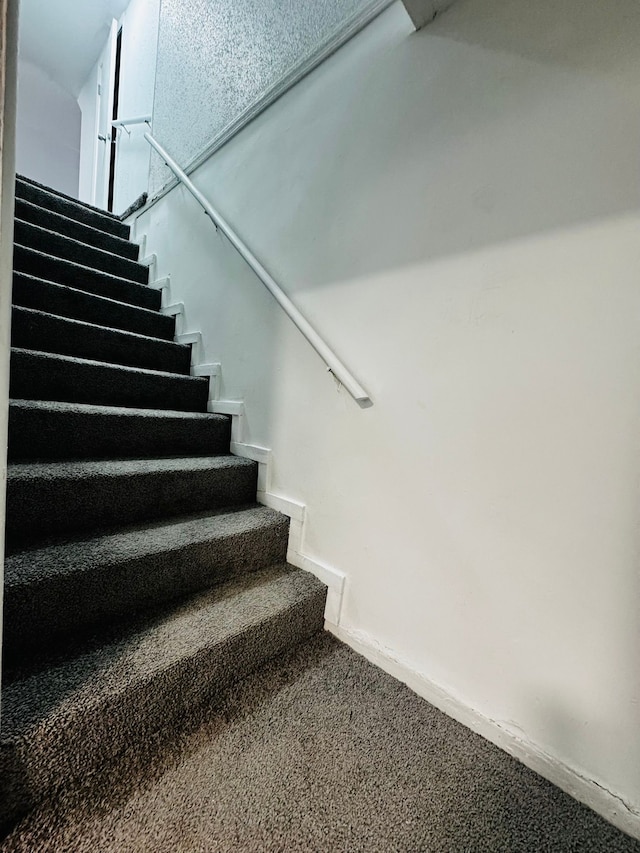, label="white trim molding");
[160,302,184,318]
[231,441,271,492]
[293,552,345,626]
[134,234,158,272]
[140,251,157,269]
[327,623,640,842]
[225,423,346,623]
[208,399,244,442]
[149,275,171,293]
[193,362,221,398]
